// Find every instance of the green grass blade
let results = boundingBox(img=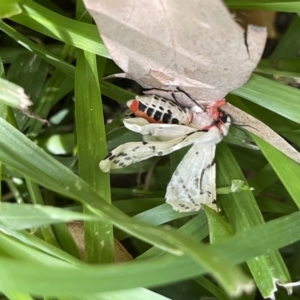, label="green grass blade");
[226,1,300,12]
[217,143,291,298]
[0,20,75,78]
[250,134,300,209]
[10,1,108,57]
[232,74,300,124]
[75,1,114,264]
